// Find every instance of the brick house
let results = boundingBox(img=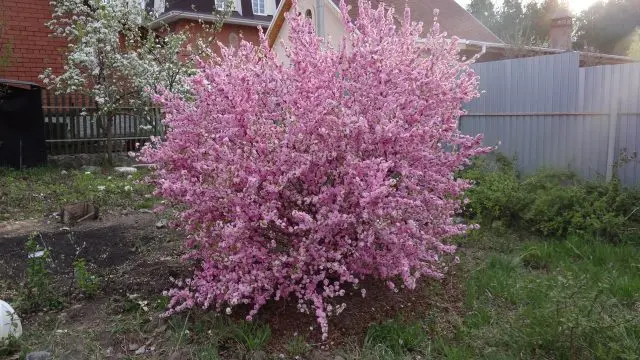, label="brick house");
[0,0,277,85]
[149,0,279,47]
